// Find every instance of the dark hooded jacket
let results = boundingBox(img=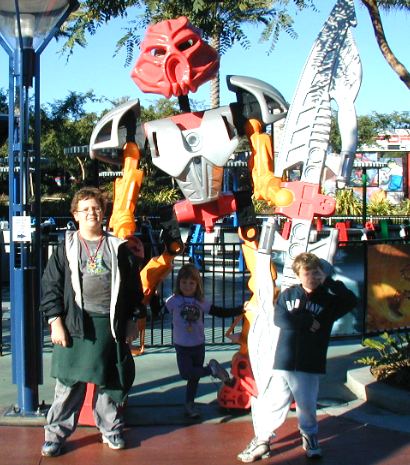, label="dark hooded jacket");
[40,230,146,341]
[273,277,357,374]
